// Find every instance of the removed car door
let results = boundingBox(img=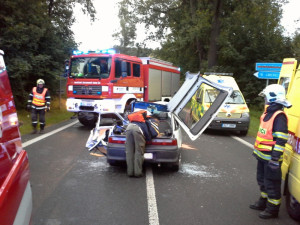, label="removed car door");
[168,72,233,141]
